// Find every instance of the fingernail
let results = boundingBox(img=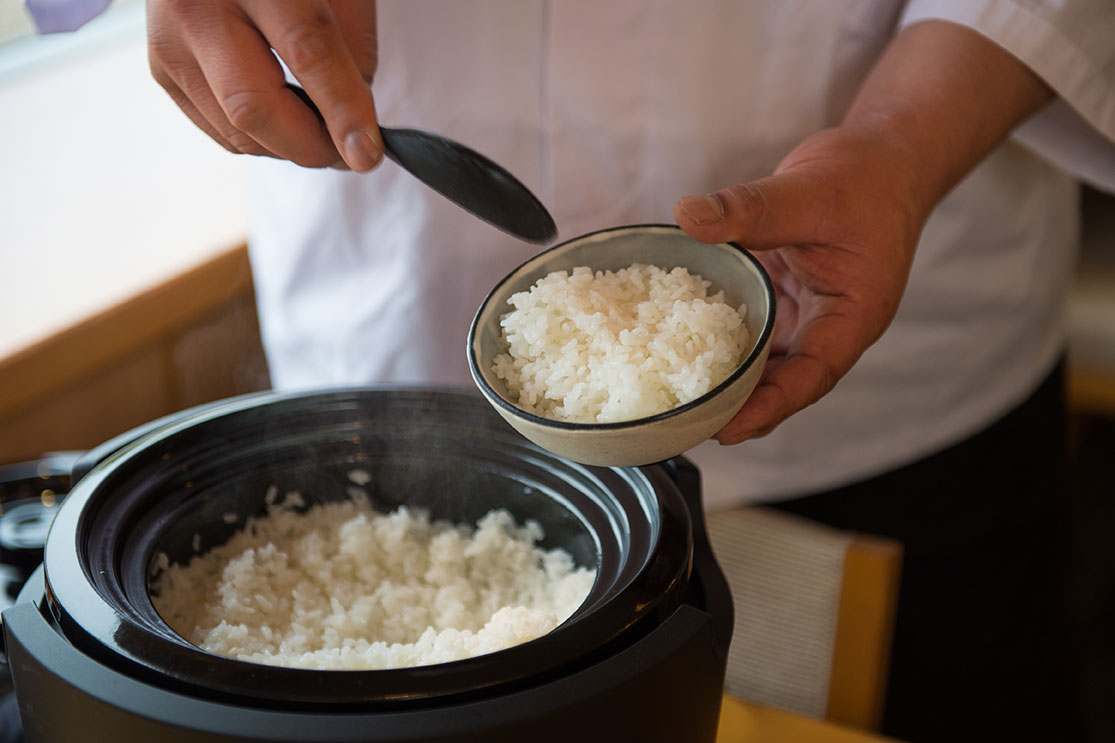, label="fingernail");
[343,129,381,172]
[678,194,725,225]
